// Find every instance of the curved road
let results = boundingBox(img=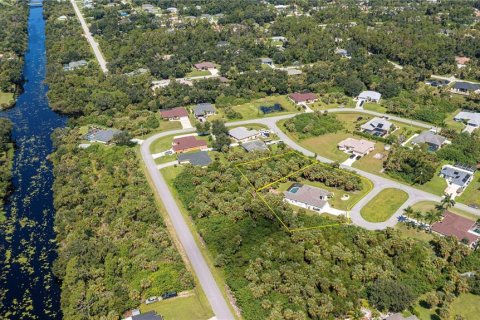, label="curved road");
[140,109,480,318]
